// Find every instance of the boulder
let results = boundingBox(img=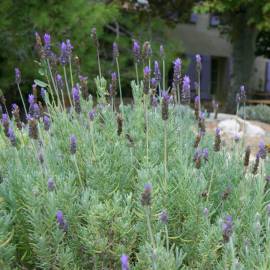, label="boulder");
[245,122,265,137]
[218,119,240,135]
